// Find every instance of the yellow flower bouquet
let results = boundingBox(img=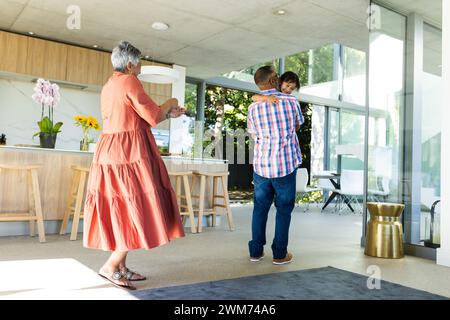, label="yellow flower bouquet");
[74,115,101,151]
